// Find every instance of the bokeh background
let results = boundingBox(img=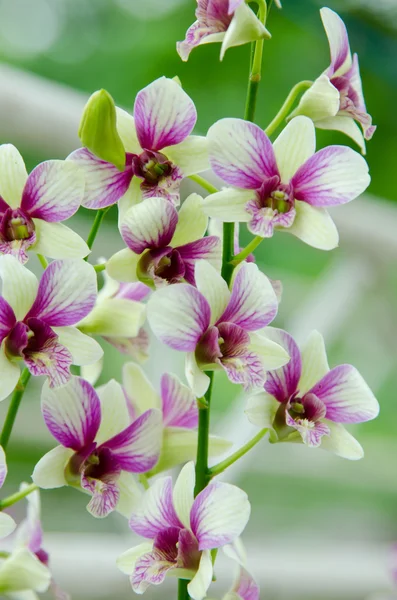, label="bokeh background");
[0,0,396,598]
